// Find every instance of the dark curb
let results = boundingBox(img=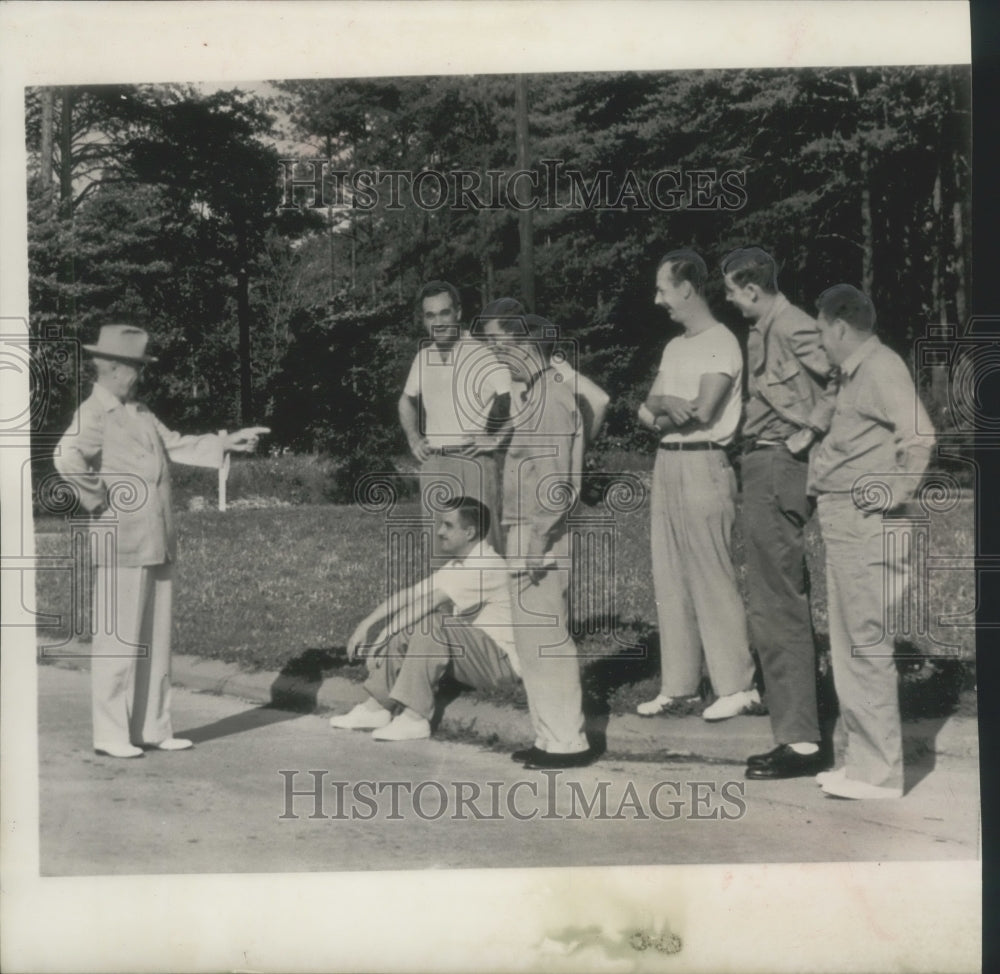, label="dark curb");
[42,644,980,765]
